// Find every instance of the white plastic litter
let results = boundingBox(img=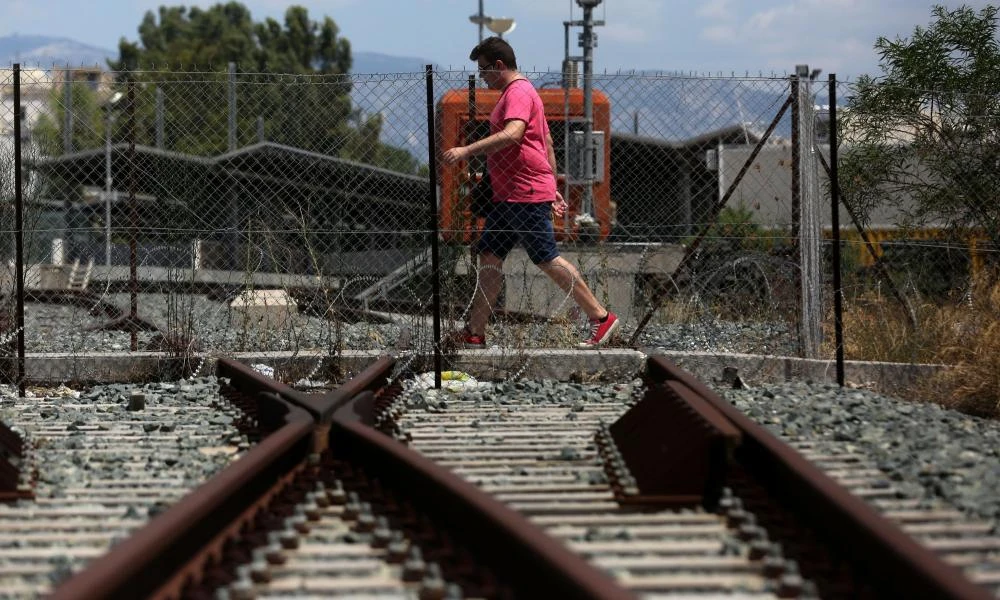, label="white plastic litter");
[251,364,275,379]
[412,371,490,391]
[294,378,330,389]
